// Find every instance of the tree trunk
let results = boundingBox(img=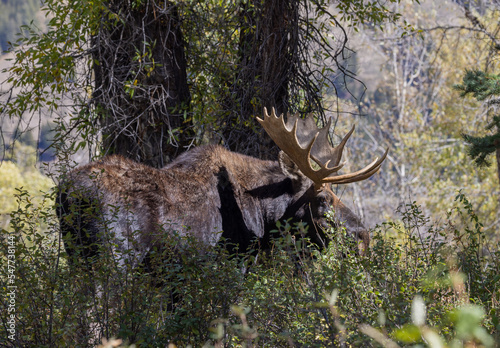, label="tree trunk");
[496,146,500,188]
[220,0,299,159]
[92,0,191,168]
